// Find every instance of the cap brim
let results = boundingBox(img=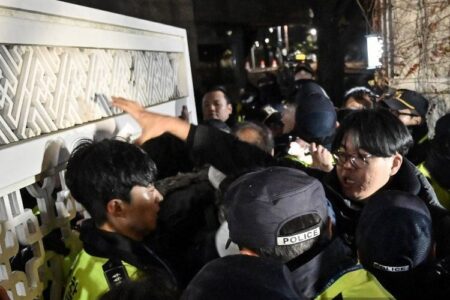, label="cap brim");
[381,98,409,111]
